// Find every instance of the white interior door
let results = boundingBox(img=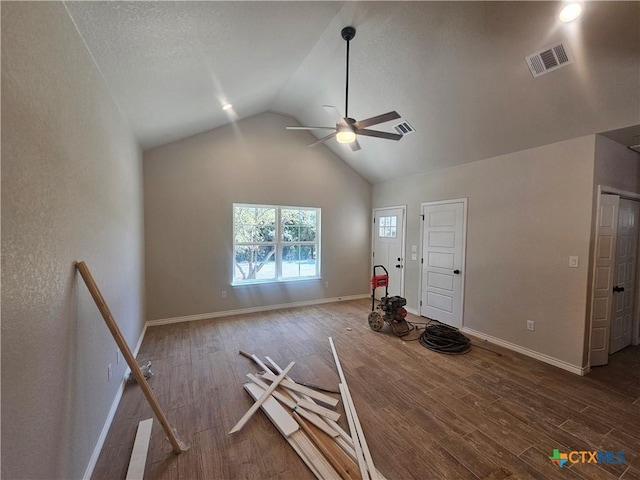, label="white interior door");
[609,198,639,354]
[590,194,619,366]
[420,200,466,328]
[373,207,405,298]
